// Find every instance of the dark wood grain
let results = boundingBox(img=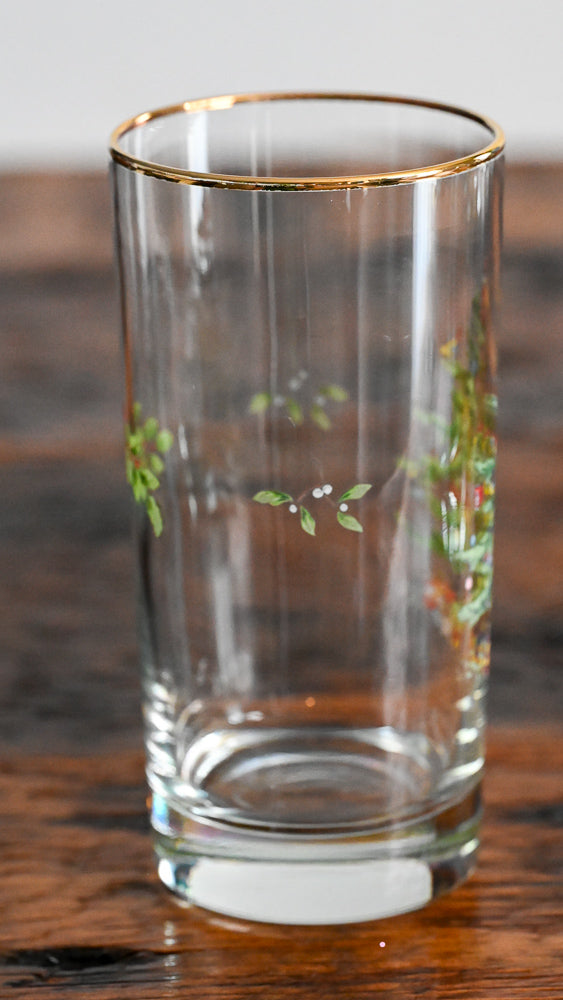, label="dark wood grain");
[0,167,561,998]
